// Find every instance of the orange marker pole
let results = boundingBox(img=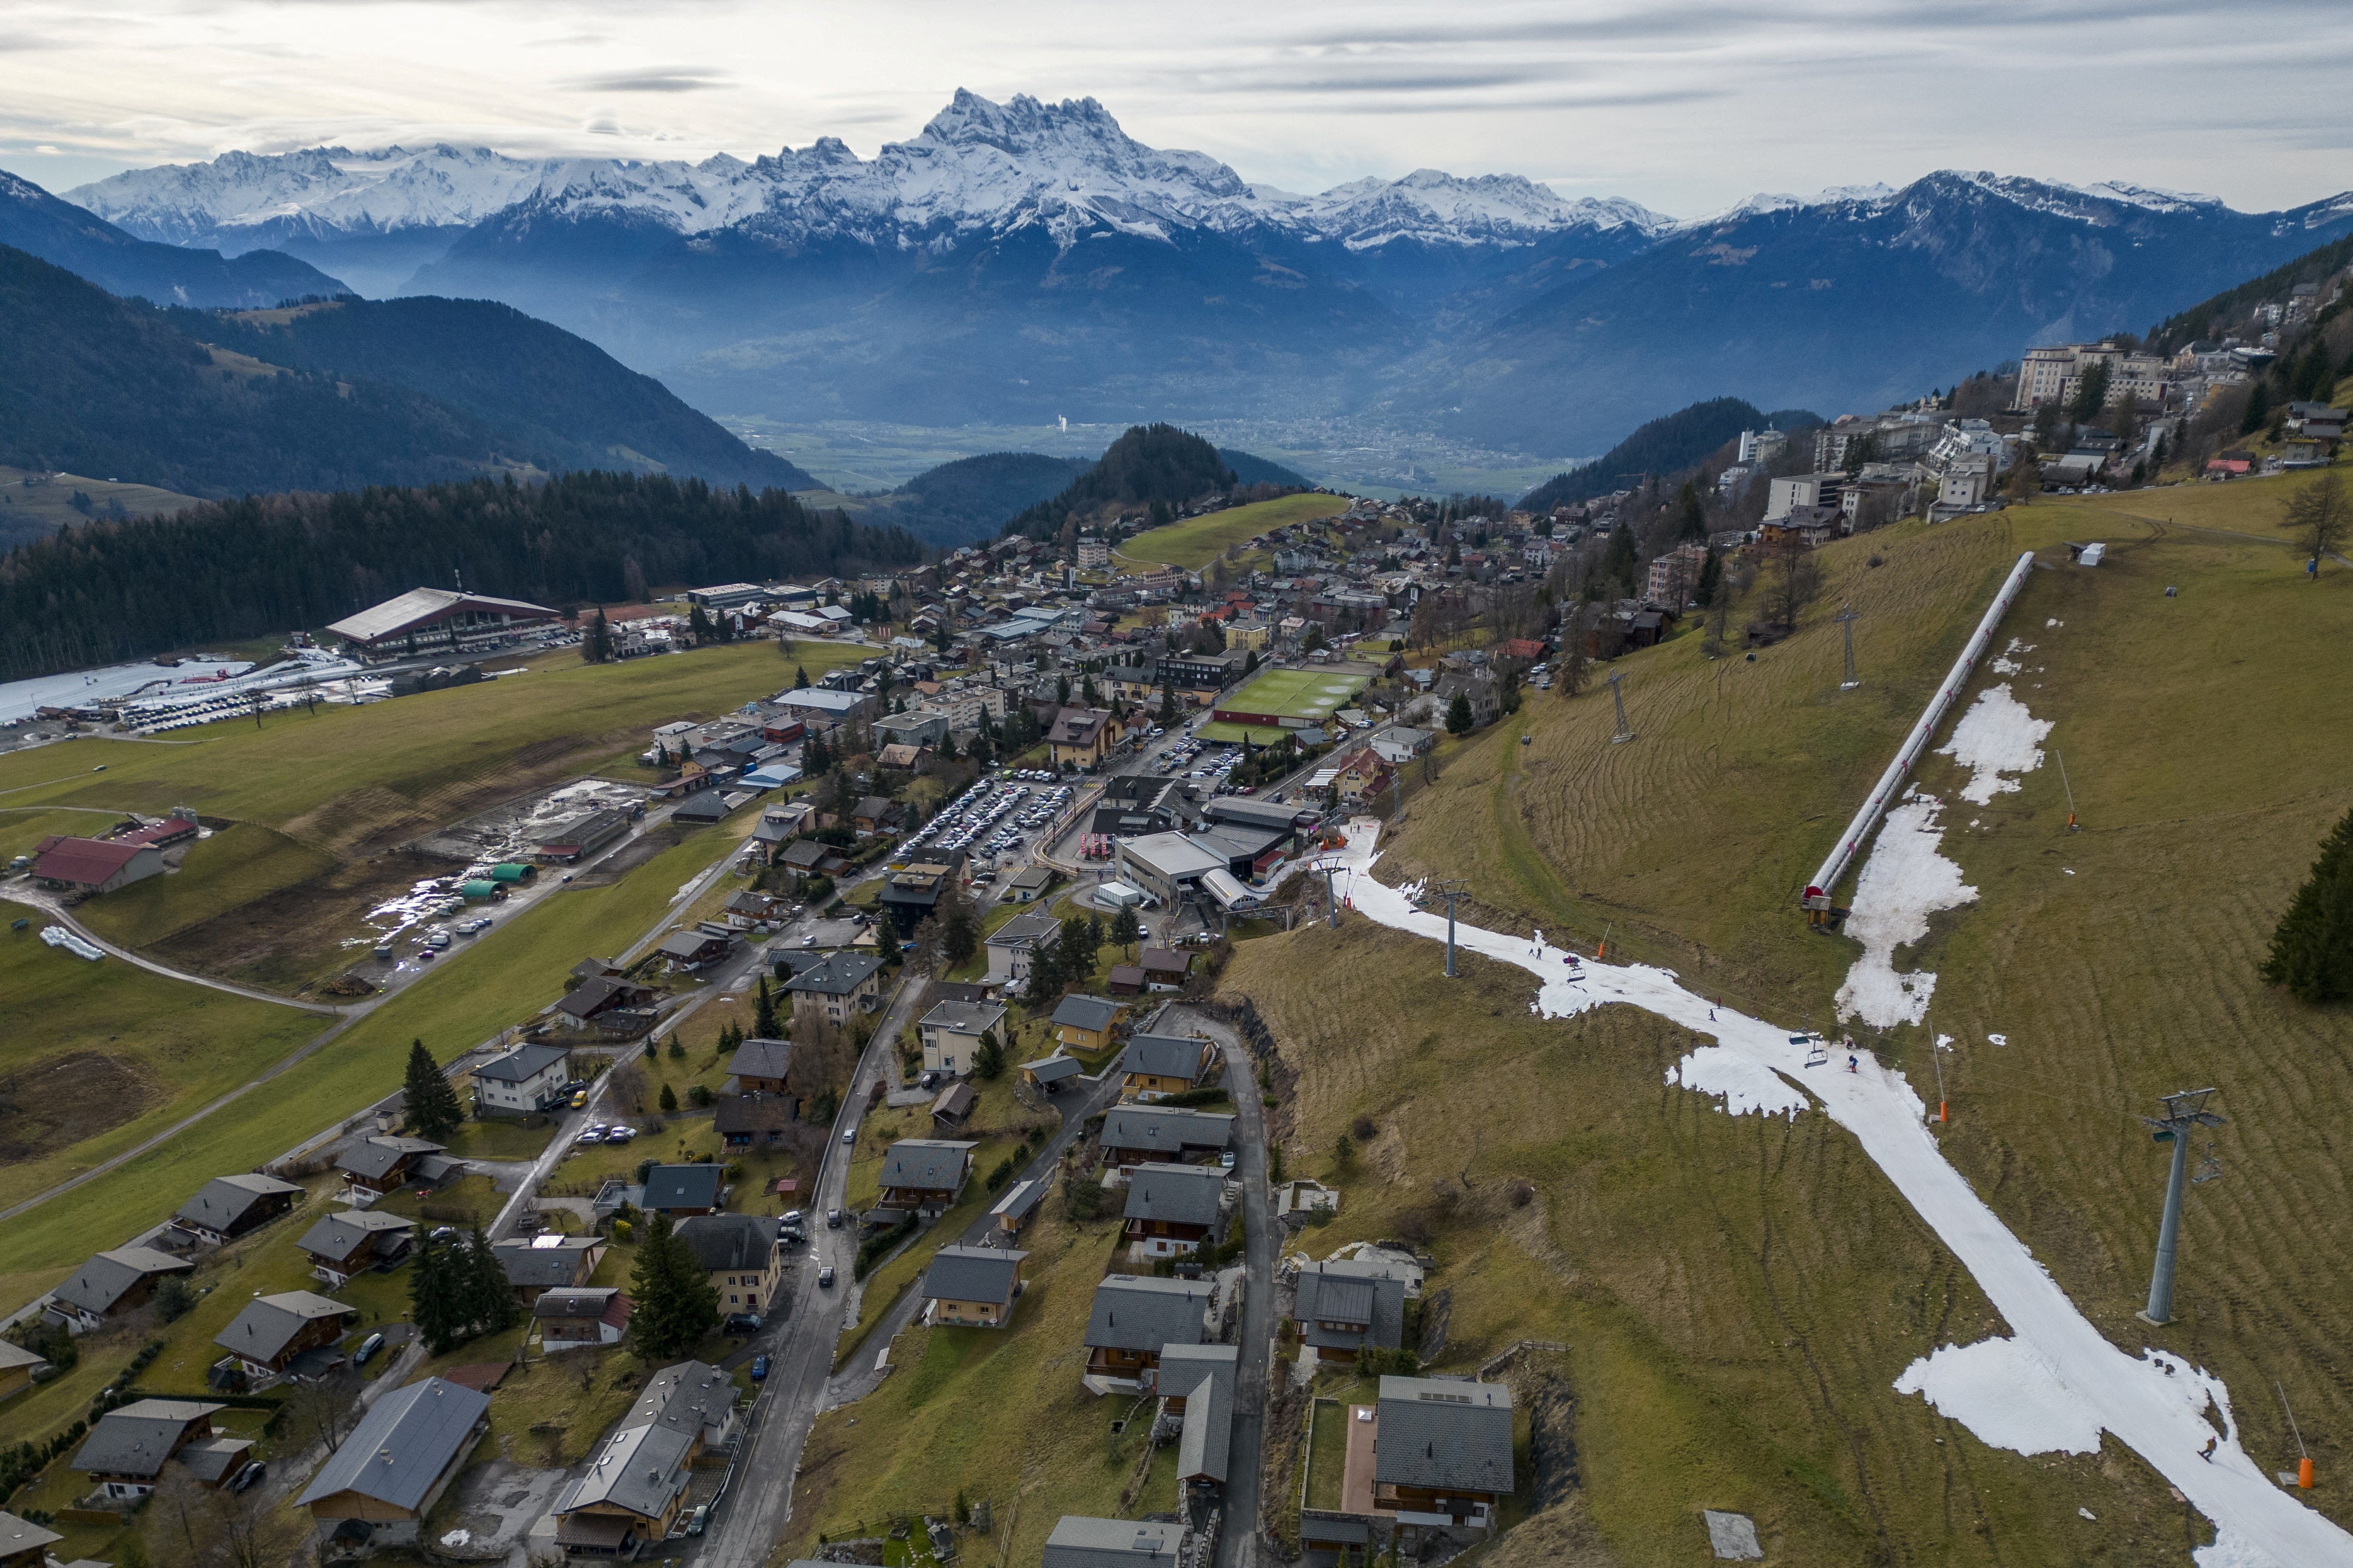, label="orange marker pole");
[2301,1458,2316,1490]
